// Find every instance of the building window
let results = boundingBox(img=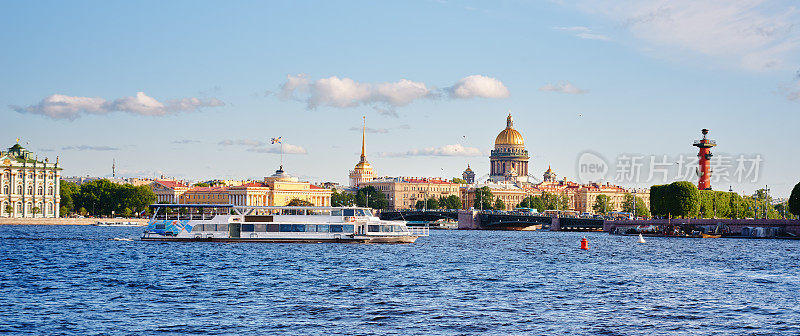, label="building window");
[16,185,22,195]
[27,186,33,195]
[2,185,7,194]
[48,186,53,195]
[37,187,43,195]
